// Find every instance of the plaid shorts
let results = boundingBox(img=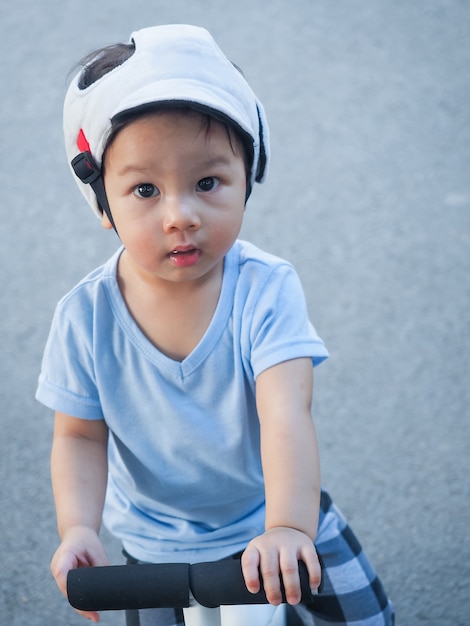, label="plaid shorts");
[125,491,394,626]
